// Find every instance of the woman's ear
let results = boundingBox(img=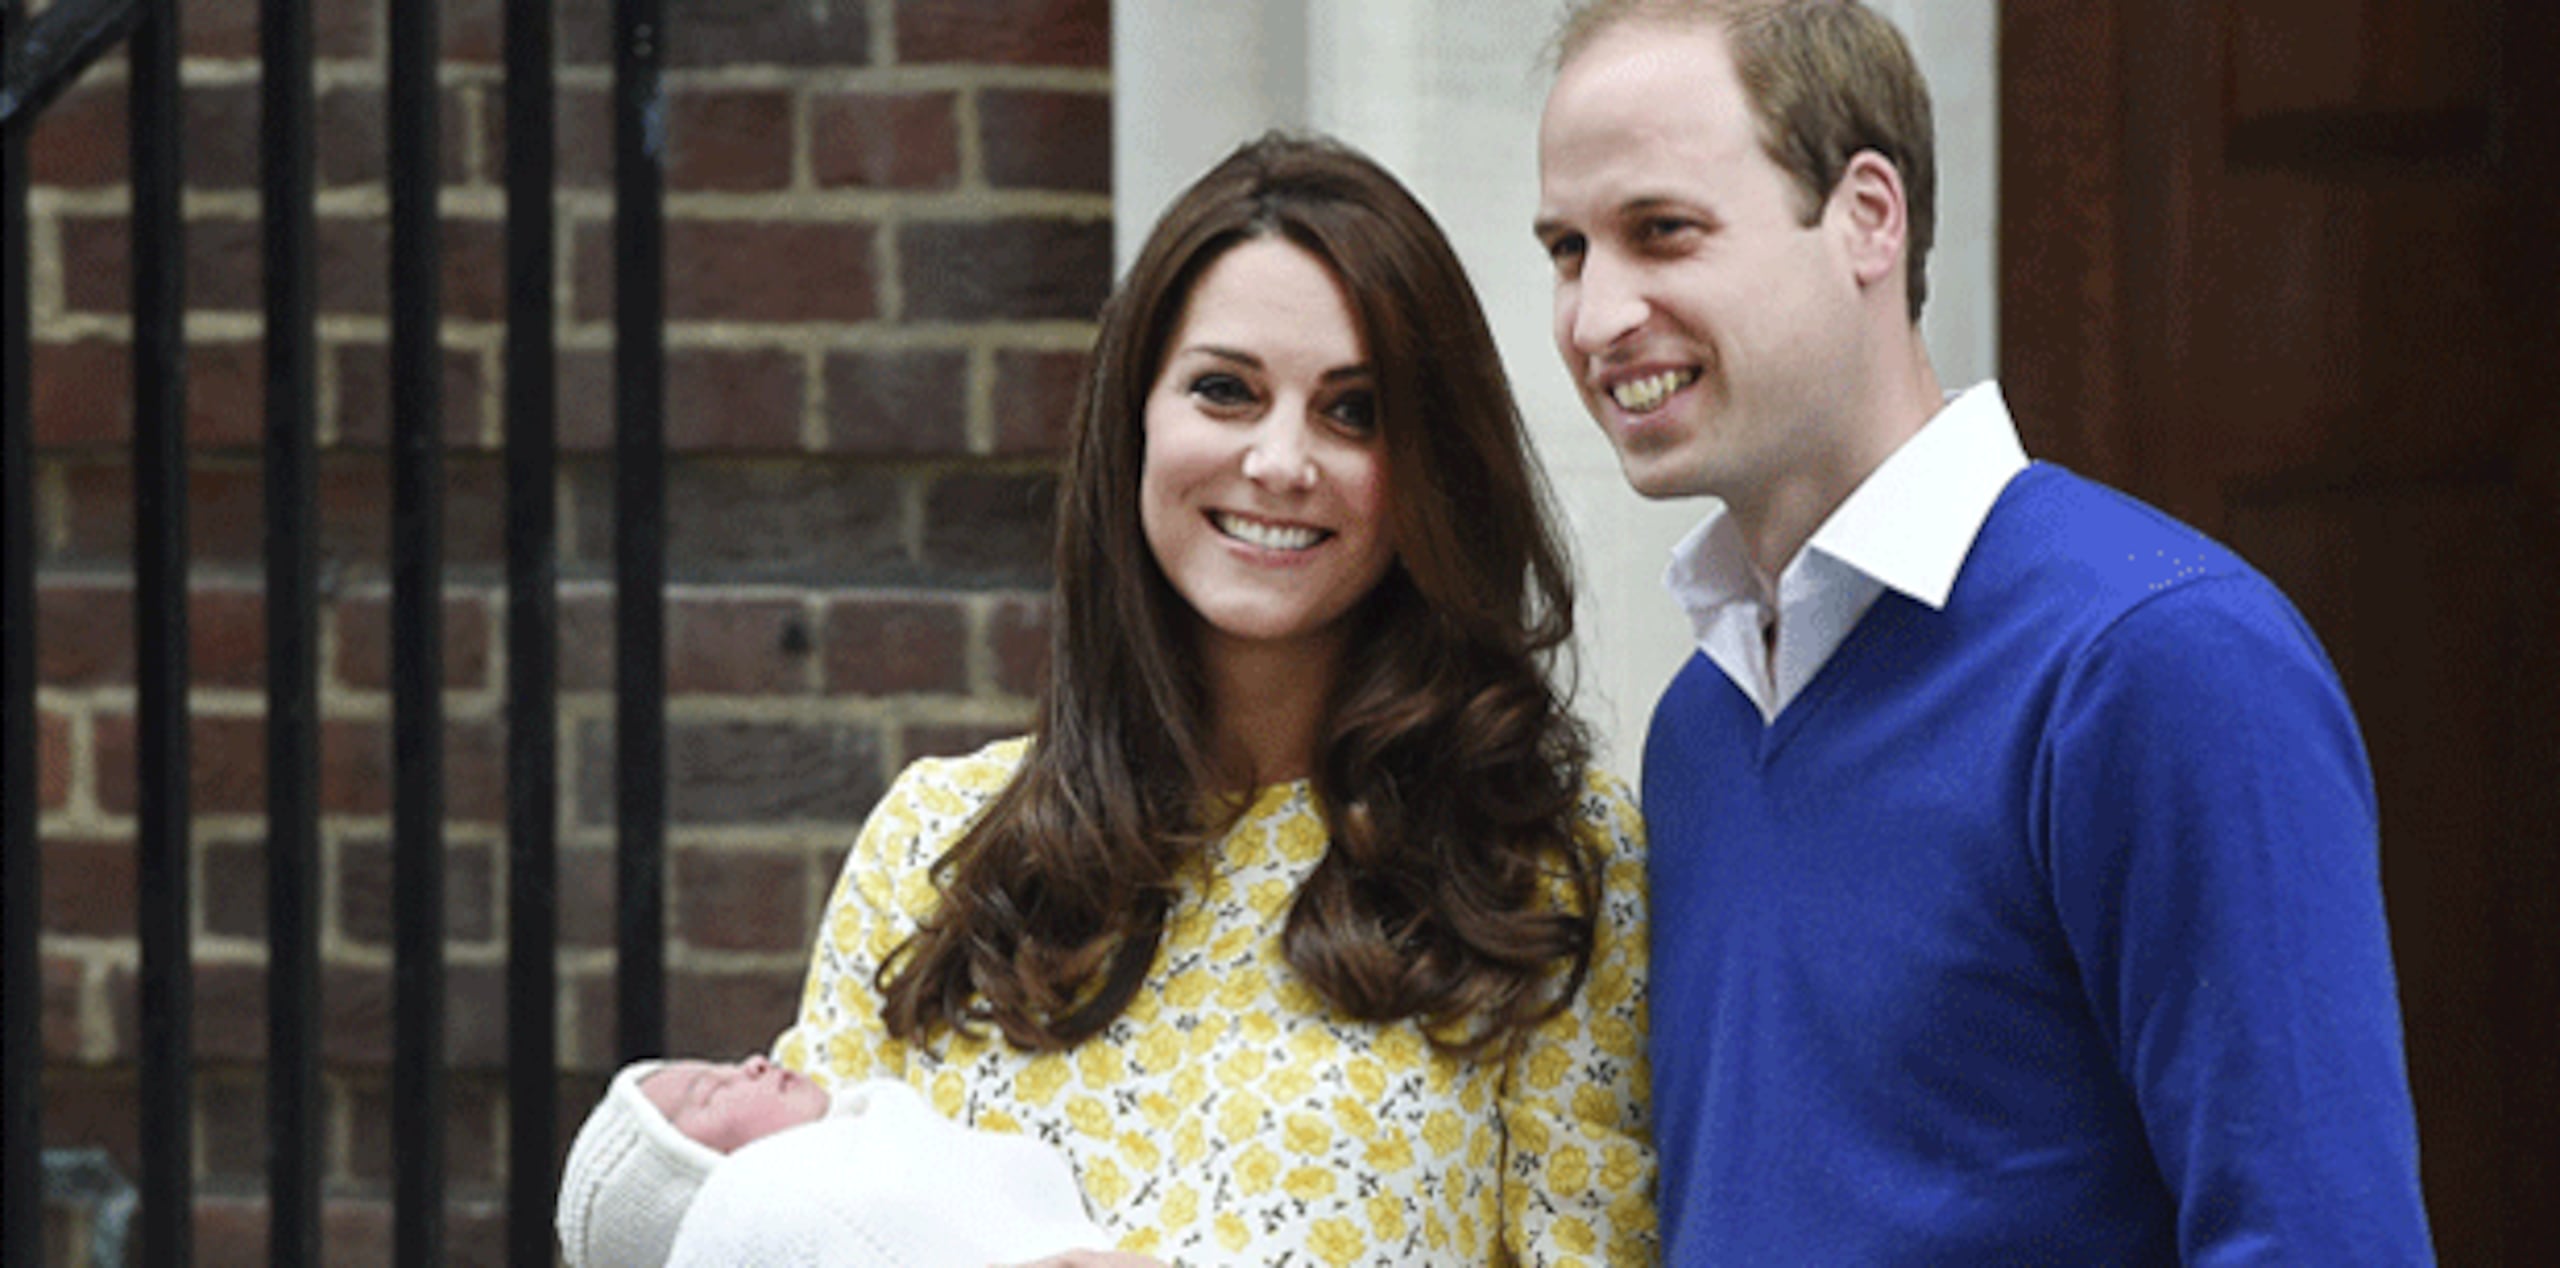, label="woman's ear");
[1829,149,1908,294]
